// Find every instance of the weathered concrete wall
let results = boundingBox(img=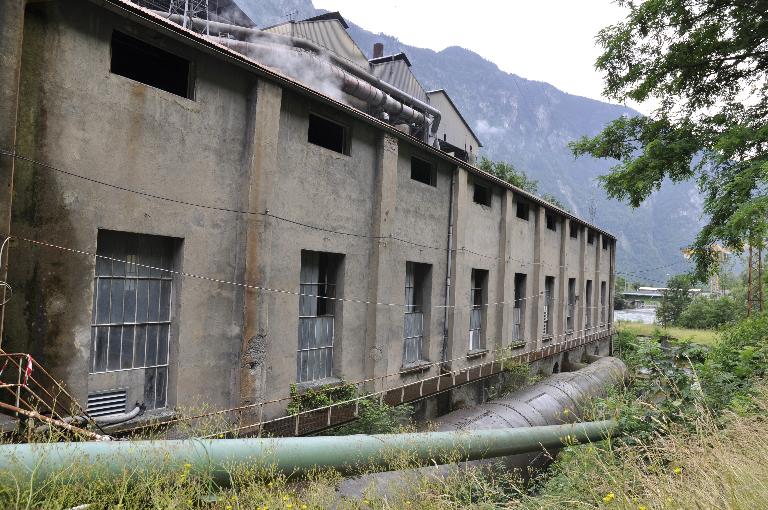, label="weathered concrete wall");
[506,195,537,350]
[0,0,27,343]
[1,0,617,419]
[6,2,250,409]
